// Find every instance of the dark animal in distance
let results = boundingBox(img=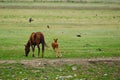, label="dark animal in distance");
[76,34,81,37]
[47,25,50,29]
[51,38,61,58]
[29,18,33,23]
[24,32,47,58]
